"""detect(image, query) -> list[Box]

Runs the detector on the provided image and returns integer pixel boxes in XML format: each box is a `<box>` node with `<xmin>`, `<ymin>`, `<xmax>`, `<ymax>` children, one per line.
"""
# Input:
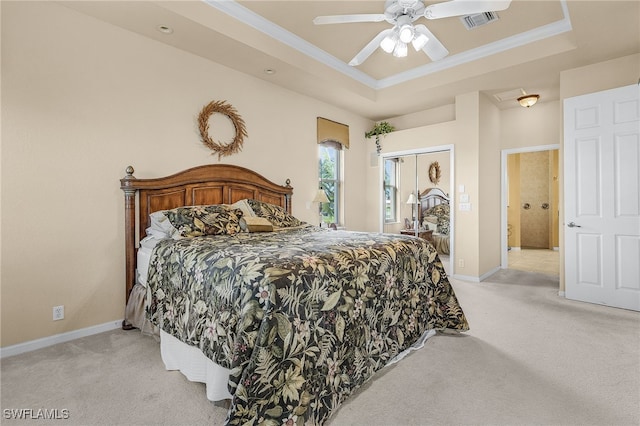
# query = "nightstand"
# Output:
<box><xmin>400</xmin><ymin>229</ymin><xmax>433</xmax><ymax>243</ymax></box>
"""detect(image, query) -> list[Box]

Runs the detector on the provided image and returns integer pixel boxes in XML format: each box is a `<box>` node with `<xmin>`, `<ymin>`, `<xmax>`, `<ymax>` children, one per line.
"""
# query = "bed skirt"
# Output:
<box><xmin>158</xmin><ymin>328</ymin><xmax>437</xmax><ymax>404</ymax></box>
<box><xmin>160</xmin><ymin>330</ymin><xmax>233</xmax><ymax>401</ymax></box>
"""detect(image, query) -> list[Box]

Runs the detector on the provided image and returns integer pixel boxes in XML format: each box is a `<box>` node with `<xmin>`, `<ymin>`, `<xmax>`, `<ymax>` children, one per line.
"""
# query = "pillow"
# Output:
<box><xmin>425</xmin><ymin>204</ymin><xmax>450</xmax><ymax>235</ymax></box>
<box><xmin>230</xmin><ymin>199</ymin><xmax>257</xmax><ymax>219</ymax></box>
<box><xmin>239</xmin><ymin>216</ymin><xmax>274</xmax><ymax>233</ymax></box>
<box><xmin>245</xmin><ymin>199</ymin><xmax>304</xmax><ymax>228</ymax></box>
<box><xmin>149</xmin><ymin>211</ymin><xmax>178</xmax><ymax>238</ymax></box>
<box><xmin>151</xmin><ymin>205</ymin><xmax>243</xmax><ymax>239</ymax></box>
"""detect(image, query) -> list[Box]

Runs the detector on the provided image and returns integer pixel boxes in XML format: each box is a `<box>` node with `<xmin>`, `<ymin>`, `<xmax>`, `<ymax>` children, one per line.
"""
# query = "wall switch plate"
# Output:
<box><xmin>460</xmin><ymin>194</ymin><xmax>470</xmax><ymax>203</ymax></box>
<box><xmin>459</xmin><ymin>203</ymin><xmax>471</xmax><ymax>211</ymax></box>
<box><xmin>53</xmin><ymin>305</ymin><xmax>64</xmax><ymax>321</ymax></box>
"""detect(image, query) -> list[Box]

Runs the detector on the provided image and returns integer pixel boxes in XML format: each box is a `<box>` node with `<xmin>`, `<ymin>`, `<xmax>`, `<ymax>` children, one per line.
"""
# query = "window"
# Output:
<box><xmin>384</xmin><ymin>158</ymin><xmax>399</xmax><ymax>223</ymax></box>
<box><xmin>318</xmin><ymin>142</ymin><xmax>341</xmax><ymax>225</ymax></box>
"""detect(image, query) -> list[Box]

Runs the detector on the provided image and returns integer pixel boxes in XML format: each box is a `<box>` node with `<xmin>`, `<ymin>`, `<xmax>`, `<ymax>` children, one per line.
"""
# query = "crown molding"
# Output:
<box><xmin>204</xmin><ymin>0</ymin><xmax>572</xmax><ymax>91</ymax></box>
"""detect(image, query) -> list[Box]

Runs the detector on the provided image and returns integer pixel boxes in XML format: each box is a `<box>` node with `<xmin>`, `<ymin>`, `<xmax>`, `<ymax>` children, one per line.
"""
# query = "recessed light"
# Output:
<box><xmin>156</xmin><ymin>25</ymin><xmax>174</xmax><ymax>34</ymax></box>
<box><xmin>263</xmin><ymin>68</ymin><xmax>276</xmax><ymax>75</ymax></box>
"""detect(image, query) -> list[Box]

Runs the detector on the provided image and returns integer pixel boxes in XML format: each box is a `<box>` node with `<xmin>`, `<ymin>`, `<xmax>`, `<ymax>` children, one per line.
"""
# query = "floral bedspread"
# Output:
<box><xmin>146</xmin><ymin>227</ymin><xmax>468</xmax><ymax>425</ymax></box>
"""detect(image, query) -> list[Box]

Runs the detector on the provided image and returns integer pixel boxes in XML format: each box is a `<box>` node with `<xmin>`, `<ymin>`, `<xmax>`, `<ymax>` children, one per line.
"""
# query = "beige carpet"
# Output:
<box><xmin>2</xmin><ymin>270</ymin><xmax>639</xmax><ymax>426</ymax></box>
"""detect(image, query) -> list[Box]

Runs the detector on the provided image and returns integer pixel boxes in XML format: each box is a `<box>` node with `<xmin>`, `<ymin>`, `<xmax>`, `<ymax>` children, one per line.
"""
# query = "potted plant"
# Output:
<box><xmin>365</xmin><ymin>121</ymin><xmax>395</xmax><ymax>154</ymax></box>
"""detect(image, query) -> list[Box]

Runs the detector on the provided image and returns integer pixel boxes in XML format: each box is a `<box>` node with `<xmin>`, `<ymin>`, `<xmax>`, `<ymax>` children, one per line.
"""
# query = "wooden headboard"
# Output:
<box><xmin>420</xmin><ymin>187</ymin><xmax>449</xmax><ymax>217</ymax></box>
<box><xmin>120</xmin><ymin>164</ymin><xmax>293</xmax><ymax>303</ymax></box>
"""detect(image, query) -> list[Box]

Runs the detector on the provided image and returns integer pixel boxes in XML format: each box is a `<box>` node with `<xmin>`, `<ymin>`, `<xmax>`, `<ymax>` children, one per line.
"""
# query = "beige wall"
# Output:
<box><xmin>500</xmin><ymin>100</ymin><xmax>560</xmax><ymax>149</ymax></box>
<box><xmin>477</xmin><ymin>93</ymin><xmax>502</xmax><ymax>277</ymax></box>
<box><xmin>559</xmin><ymin>53</ymin><xmax>640</xmax><ymax>100</ymax></box>
<box><xmin>0</xmin><ymin>2</ymin><xmax>371</xmax><ymax>347</ymax></box>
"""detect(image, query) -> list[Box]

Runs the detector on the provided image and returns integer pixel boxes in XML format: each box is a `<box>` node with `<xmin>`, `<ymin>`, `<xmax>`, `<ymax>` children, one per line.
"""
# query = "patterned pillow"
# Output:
<box><xmin>425</xmin><ymin>204</ymin><xmax>450</xmax><ymax>235</ymax></box>
<box><xmin>245</xmin><ymin>199</ymin><xmax>304</xmax><ymax>228</ymax></box>
<box><xmin>162</xmin><ymin>205</ymin><xmax>243</xmax><ymax>238</ymax></box>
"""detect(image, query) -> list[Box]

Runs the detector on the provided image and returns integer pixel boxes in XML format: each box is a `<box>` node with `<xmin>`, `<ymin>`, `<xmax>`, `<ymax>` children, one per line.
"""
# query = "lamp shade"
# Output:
<box><xmin>313</xmin><ymin>189</ymin><xmax>330</xmax><ymax>203</ymax></box>
<box><xmin>406</xmin><ymin>193</ymin><xmax>417</xmax><ymax>204</ymax></box>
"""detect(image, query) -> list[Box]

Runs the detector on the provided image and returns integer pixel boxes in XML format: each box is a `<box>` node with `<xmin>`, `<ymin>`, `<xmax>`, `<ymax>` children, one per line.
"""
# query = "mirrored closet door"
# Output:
<box><xmin>381</xmin><ymin>149</ymin><xmax>452</xmax><ymax>265</ymax></box>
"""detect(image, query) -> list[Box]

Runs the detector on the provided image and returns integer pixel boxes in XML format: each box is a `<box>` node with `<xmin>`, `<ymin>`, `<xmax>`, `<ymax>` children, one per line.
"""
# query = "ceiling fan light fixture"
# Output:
<box><xmin>517</xmin><ymin>94</ymin><xmax>540</xmax><ymax>108</ymax></box>
<box><xmin>380</xmin><ymin>33</ymin><xmax>397</xmax><ymax>53</ymax></box>
<box><xmin>398</xmin><ymin>24</ymin><xmax>414</xmax><ymax>43</ymax></box>
<box><xmin>411</xmin><ymin>32</ymin><xmax>429</xmax><ymax>51</ymax></box>
<box><xmin>393</xmin><ymin>42</ymin><xmax>408</xmax><ymax>58</ymax></box>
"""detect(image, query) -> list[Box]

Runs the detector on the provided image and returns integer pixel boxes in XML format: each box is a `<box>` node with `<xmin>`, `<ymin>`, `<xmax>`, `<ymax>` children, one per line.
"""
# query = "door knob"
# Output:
<box><xmin>567</xmin><ymin>222</ymin><xmax>581</xmax><ymax>228</ymax></box>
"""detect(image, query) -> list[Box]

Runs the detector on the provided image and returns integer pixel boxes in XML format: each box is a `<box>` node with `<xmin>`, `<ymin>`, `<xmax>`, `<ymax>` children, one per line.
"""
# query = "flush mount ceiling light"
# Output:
<box><xmin>156</xmin><ymin>25</ymin><xmax>174</xmax><ymax>34</ymax></box>
<box><xmin>517</xmin><ymin>92</ymin><xmax>540</xmax><ymax>108</ymax></box>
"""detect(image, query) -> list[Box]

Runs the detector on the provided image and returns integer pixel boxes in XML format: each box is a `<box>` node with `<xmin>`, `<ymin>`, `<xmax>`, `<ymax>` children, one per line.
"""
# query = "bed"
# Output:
<box><xmin>120</xmin><ymin>164</ymin><xmax>468</xmax><ymax>425</ymax></box>
<box><xmin>420</xmin><ymin>188</ymin><xmax>451</xmax><ymax>255</ymax></box>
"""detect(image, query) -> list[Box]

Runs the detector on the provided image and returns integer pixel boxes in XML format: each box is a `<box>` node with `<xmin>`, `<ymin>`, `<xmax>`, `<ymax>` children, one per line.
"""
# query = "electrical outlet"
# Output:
<box><xmin>458</xmin><ymin>259</ymin><xmax>465</xmax><ymax>268</ymax></box>
<box><xmin>53</xmin><ymin>305</ymin><xmax>64</xmax><ymax>321</ymax></box>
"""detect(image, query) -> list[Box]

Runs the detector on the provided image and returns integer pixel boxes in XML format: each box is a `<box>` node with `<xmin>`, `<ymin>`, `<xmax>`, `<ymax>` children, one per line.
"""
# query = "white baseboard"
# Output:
<box><xmin>452</xmin><ymin>274</ymin><xmax>481</xmax><ymax>282</ymax></box>
<box><xmin>452</xmin><ymin>265</ymin><xmax>501</xmax><ymax>283</ymax></box>
<box><xmin>0</xmin><ymin>319</ymin><xmax>123</xmax><ymax>359</ymax></box>
<box><xmin>480</xmin><ymin>266</ymin><xmax>501</xmax><ymax>281</ymax></box>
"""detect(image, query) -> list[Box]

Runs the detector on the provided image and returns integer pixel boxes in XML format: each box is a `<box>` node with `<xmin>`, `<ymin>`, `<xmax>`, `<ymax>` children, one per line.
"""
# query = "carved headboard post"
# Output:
<box><xmin>120</xmin><ymin>166</ymin><xmax>137</xmax><ymax>303</ymax></box>
<box><xmin>285</xmin><ymin>178</ymin><xmax>292</xmax><ymax>214</ymax></box>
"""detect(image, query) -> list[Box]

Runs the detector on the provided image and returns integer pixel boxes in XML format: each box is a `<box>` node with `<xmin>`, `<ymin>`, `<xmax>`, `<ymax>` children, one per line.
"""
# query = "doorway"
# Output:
<box><xmin>501</xmin><ymin>145</ymin><xmax>560</xmax><ymax>276</ymax></box>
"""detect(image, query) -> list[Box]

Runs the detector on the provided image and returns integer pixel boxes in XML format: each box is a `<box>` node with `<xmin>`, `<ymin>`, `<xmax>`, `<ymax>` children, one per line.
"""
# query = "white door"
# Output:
<box><xmin>564</xmin><ymin>84</ymin><xmax>640</xmax><ymax>311</ymax></box>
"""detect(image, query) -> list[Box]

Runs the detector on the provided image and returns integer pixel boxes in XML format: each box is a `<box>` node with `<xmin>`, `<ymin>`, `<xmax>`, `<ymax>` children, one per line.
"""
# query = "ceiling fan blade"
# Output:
<box><xmin>313</xmin><ymin>14</ymin><xmax>387</xmax><ymax>25</ymax></box>
<box><xmin>424</xmin><ymin>0</ymin><xmax>511</xmax><ymax>19</ymax></box>
<box><xmin>414</xmin><ymin>25</ymin><xmax>449</xmax><ymax>61</ymax></box>
<box><xmin>348</xmin><ymin>28</ymin><xmax>394</xmax><ymax>66</ymax></box>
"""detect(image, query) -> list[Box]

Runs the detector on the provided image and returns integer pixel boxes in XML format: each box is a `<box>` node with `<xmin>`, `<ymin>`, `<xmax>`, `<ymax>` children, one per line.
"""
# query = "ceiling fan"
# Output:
<box><xmin>313</xmin><ymin>0</ymin><xmax>512</xmax><ymax>66</ymax></box>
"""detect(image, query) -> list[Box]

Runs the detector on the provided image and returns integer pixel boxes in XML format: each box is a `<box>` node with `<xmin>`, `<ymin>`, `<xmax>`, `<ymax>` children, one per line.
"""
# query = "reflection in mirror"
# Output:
<box><xmin>382</xmin><ymin>151</ymin><xmax>451</xmax><ymax>239</ymax></box>
<box><xmin>381</xmin><ymin>149</ymin><xmax>452</xmax><ymax>275</ymax></box>
<box><xmin>383</xmin><ymin>154</ymin><xmax>419</xmax><ymax>235</ymax></box>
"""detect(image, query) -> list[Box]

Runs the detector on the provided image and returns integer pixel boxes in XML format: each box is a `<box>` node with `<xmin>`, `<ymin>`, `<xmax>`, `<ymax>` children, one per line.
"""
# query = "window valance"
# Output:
<box><xmin>317</xmin><ymin>117</ymin><xmax>349</xmax><ymax>149</ymax></box>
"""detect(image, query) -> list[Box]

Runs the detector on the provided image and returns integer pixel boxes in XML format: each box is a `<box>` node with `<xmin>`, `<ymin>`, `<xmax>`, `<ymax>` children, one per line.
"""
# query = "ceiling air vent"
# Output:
<box><xmin>460</xmin><ymin>11</ymin><xmax>499</xmax><ymax>30</ymax></box>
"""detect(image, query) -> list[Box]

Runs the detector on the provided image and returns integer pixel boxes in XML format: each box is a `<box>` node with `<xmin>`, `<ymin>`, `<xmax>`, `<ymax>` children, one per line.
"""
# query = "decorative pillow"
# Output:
<box><xmin>230</xmin><ymin>199</ymin><xmax>257</xmax><ymax>219</ymax></box>
<box><xmin>245</xmin><ymin>199</ymin><xmax>304</xmax><ymax>228</ymax></box>
<box><xmin>239</xmin><ymin>216</ymin><xmax>274</xmax><ymax>233</ymax></box>
<box><xmin>158</xmin><ymin>205</ymin><xmax>243</xmax><ymax>239</ymax></box>
<box><xmin>425</xmin><ymin>204</ymin><xmax>450</xmax><ymax>235</ymax></box>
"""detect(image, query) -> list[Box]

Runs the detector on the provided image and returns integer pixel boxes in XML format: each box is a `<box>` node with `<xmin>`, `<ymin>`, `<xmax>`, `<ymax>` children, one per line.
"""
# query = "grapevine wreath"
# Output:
<box><xmin>198</xmin><ymin>100</ymin><xmax>247</xmax><ymax>159</ymax></box>
<box><xmin>428</xmin><ymin>161</ymin><xmax>441</xmax><ymax>185</ymax></box>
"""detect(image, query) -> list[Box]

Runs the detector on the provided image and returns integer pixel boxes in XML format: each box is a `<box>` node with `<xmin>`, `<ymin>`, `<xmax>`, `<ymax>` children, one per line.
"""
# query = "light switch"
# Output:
<box><xmin>459</xmin><ymin>203</ymin><xmax>471</xmax><ymax>211</ymax></box>
<box><xmin>460</xmin><ymin>194</ymin><xmax>470</xmax><ymax>203</ymax></box>
<box><xmin>459</xmin><ymin>184</ymin><xmax>465</xmax><ymax>193</ymax></box>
